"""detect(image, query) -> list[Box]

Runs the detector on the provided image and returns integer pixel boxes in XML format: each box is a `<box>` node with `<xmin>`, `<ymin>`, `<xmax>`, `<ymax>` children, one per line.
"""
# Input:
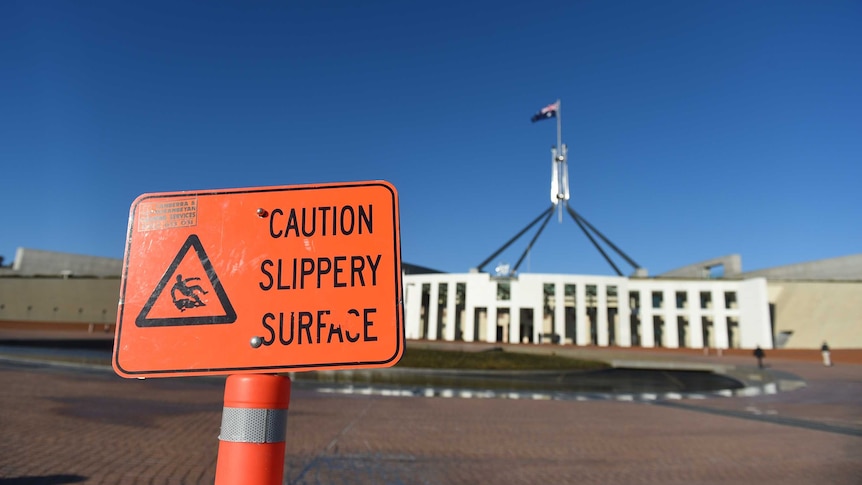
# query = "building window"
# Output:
<box><xmin>564</xmin><ymin>284</ymin><xmax>576</xmax><ymax>304</ymax></box>
<box><xmin>629</xmin><ymin>291</ymin><xmax>640</xmax><ymax>312</ymax></box>
<box><xmin>724</xmin><ymin>292</ymin><xmax>738</xmax><ymax>310</ymax></box>
<box><xmin>455</xmin><ymin>283</ymin><xmax>466</xmax><ymax>341</ymax></box>
<box><xmin>542</xmin><ymin>283</ymin><xmax>556</xmax><ymax>342</ymax></box>
<box><xmin>651</xmin><ymin>291</ymin><xmax>663</xmax><ymax>309</ymax></box>
<box><xmin>497</xmin><ymin>282</ymin><xmax>510</xmax><ymax>301</ymax></box>
<box><xmin>564</xmin><ymin>284</ymin><xmax>576</xmax><ymax>344</ymax></box>
<box><xmin>543</xmin><ymin>283</ymin><xmax>555</xmax><ymax>314</ymax></box>
<box><xmin>700</xmin><ymin>292</ymin><xmax>712</xmax><ymax>310</ymax></box>
<box><xmin>421</xmin><ymin>284</ymin><xmax>431</xmax><ymax>339</ymax></box>
<box><xmin>727</xmin><ymin>317</ymin><xmax>740</xmax><ymax>348</ymax></box>
<box><xmin>653</xmin><ymin>316</ymin><xmax>665</xmax><ymax>347</ymax></box>
<box><xmin>677</xmin><ymin>316</ymin><xmax>689</xmax><ymax>348</ymax></box>
<box><xmin>675</xmin><ymin>292</ymin><xmax>687</xmax><ymax>309</ymax></box>
<box><xmin>496</xmin><ymin>308</ymin><xmax>510</xmax><ymax>342</ymax></box>
<box><xmin>702</xmin><ymin>317</ymin><xmax>715</xmax><ymax>348</ymax></box>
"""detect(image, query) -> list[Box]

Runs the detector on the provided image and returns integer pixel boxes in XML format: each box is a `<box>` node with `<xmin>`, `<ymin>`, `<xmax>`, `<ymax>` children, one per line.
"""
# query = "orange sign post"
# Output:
<box><xmin>215</xmin><ymin>374</ymin><xmax>292</xmax><ymax>485</ymax></box>
<box><xmin>113</xmin><ymin>180</ymin><xmax>403</xmax><ymax>378</ymax></box>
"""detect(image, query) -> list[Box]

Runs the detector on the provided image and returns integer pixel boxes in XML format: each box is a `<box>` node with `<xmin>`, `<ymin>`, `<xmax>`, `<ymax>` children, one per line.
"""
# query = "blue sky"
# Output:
<box><xmin>2</xmin><ymin>1</ymin><xmax>860</xmax><ymax>276</ymax></box>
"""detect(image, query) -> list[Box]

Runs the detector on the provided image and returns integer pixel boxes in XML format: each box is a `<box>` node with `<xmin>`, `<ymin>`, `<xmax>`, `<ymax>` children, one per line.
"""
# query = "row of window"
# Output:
<box><xmin>495</xmin><ymin>282</ymin><xmax>739</xmax><ymax>310</ymax></box>
<box><xmin>417</xmin><ymin>281</ymin><xmax>739</xmax><ymax>311</ymax></box>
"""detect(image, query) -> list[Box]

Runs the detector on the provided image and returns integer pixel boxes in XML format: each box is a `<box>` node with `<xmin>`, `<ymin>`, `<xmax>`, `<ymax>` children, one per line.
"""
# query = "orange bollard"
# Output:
<box><xmin>215</xmin><ymin>374</ymin><xmax>291</xmax><ymax>485</ymax></box>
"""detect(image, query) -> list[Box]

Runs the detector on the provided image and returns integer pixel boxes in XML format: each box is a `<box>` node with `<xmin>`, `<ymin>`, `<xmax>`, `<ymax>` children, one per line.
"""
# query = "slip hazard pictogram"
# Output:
<box><xmin>136</xmin><ymin>234</ymin><xmax>237</xmax><ymax>327</ymax></box>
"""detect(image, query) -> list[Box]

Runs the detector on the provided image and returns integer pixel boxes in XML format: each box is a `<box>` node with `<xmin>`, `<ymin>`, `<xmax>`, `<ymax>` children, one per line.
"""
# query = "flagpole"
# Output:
<box><xmin>556</xmin><ymin>99</ymin><xmax>562</xmax><ymax>158</ymax></box>
<box><xmin>554</xmin><ymin>99</ymin><xmax>568</xmax><ymax>224</ymax></box>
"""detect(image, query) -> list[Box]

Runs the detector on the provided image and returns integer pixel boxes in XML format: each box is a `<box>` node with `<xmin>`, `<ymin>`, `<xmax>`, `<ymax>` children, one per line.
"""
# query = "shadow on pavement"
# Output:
<box><xmin>0</xmin><ymin>475</ymin><xmax>87</xmax><ymax>485</ymax></box>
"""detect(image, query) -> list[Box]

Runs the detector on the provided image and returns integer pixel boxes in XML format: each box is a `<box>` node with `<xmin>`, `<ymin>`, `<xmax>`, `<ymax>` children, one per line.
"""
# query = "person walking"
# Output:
<box><xmin>821</xmin><ymin>341</ymin><xmax>832</xmax><ymax>367</ymax></box>
<box><xmin>753</xmin><ymin>345</ymin><xmax>765</xmax><ymax>369</ymax></box>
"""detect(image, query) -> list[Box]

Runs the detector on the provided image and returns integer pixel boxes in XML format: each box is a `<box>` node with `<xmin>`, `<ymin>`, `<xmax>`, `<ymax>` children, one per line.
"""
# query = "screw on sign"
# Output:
<box><xmin>111</xmin><ymin>180</ymin><xmax>404</xmax><ymax>485</ymax></box>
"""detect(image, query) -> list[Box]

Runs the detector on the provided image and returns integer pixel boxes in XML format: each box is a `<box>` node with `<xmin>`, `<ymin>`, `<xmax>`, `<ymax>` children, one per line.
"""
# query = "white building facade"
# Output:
<box><xmin>404</xmin><ymin>272</ymin><xmax>773</xmax><ymax>350</ymax></box>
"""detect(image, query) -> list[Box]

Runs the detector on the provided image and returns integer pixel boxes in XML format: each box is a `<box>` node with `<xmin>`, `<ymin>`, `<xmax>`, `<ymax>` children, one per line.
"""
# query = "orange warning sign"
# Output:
<box><xmin>113</xmin><ymin>181</ymin><xmax>403</xmax><ymax>378</ymax></box>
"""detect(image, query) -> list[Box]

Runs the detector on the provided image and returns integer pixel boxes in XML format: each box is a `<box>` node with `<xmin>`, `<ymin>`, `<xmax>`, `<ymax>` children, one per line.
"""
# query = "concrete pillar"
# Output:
<box><xmin>534</xmin><ymin>305</ymin><xmax>543</xmax><ymax>344</ymax></box>
<box><xmin>509</xmin><ymin>307</ymin><xmax>520</xmax><ymax>344</ymax></box>
<box><xmin>404</xmin><ymin>283</ymin><xmax>421</xmax><ymax>340</ymax></box>
<box><xmin>554</xmin><ymin>283</ymin><xmax>566</xmax><ymax>345</ymax></box>
<box><xmin>464</xmin><ymin>281</ymin><xmax>476</xmax><ymax>342</ymax></box>
<box><xmin>688</xmin><ymin>289</ymin><xmax>703</xmax><ymax>348</ymax></box>
<box><xmin>664</xmin><ymin>290</ymin><xmax>678</xmax><ymax>348</ymax></box>
<box><xmin>576</xmin><ymin>284</ymin><xmax>588</xmax><ymax>346</ymax></box>
<box><xmin>641</xmin><ymin>295</ymin><xmax>655</xmax><ymax>348</ymax></box>
<box><xmin>465</xmin><ymin>305</ymin><xmax>475</xmax><ymax>342</ymax></box>
<box><xmin>445</xmin><ymin>282</ymin><xmax>456</xmax><ymax>342</ymax></box>
<box><xmin>713</xmin><ymin>290</ymin><xmax>729</xmax><ymax>349</ymax></box>
<box><xmin>739</xmin><ymin>278</ymin><xmax>772</xmax><ymax>349</ymax></box>
<box><xmin>427</xmin><ymin>283</ymin><xmax>439</xmax><ymax>341</ymax></box>
<box><xmin>597</xmin><ymin>284</ymin><xmax>608</xmax><ymax>346</ymax></box>
<box><xmin>486</xmin><ymin>307</ymin><xmax>497</xmax><ymax>343</ymax></box>
<box><xmin>618</xmin><ymin>287</ymin><xmax>631</xmax><ymax>347</ymax></box>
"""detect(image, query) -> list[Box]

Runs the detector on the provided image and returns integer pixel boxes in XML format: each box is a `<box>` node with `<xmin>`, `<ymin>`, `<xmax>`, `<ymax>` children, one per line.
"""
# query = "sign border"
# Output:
<box><xmin>113</xmin><ymin>181</ymin><xmax>403</xmax><ymax>377</ymax></box>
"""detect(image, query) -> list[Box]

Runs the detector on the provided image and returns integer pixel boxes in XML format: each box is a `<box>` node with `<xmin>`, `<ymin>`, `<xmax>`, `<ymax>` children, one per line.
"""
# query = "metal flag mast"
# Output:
<box><xmin>476</xmin><ymin>99</ymin><xmax>643</xmax><ymax>277</ymax></box>
<box><xmin>550</xmin><ymin>98</ymin><xmax>569</xmax><ymax>222</ymax></box>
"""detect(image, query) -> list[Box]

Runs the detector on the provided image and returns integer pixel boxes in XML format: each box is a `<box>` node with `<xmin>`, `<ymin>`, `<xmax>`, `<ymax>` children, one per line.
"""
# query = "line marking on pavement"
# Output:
<box><xmin>654</xmin><ymin>400</ymin><xmax>862</xmax><ymax>438</ymax></box>
<box><xmin>292</xmin><ymin>400</ymin><xmax>375</xmax><ymax>484</ymax></box>
<box><xmin>326</xmin><ymin>401</ymin><xmax>373</xmax><ymax>452</ymax></box>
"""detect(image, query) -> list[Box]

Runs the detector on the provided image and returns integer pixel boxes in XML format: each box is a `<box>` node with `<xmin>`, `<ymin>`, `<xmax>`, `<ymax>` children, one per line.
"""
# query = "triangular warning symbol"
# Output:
<box><xmin>136</xmin><ymin>234</ymin><xmax>237</xmax><ymax>327</ymax></box>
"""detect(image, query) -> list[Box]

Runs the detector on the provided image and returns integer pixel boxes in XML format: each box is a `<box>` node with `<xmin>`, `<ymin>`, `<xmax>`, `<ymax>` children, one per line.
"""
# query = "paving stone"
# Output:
<box><xmin>1</xmin><ymin>353</ymin><xmax>860</xmax><ymax>484</ymax></box>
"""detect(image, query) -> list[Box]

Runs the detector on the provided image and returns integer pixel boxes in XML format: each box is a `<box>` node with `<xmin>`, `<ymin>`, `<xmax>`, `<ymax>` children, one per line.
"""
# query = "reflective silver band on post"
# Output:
<box><xmin>219</xmin><ymin>407</ymin><xmax>288</xmax><ymax>443</ymax></box>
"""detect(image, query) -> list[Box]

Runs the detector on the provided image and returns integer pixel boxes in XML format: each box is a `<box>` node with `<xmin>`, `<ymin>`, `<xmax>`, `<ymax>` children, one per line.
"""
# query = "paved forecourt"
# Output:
<box><xmin>0</xmin><ymin>350</ymin><xmax>860</xmax><ymax>485</ymax></box>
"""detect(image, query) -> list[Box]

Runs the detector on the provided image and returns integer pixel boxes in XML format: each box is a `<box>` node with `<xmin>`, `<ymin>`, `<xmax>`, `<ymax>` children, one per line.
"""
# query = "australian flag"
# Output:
<box><xmin>530</xmin><ymin>101</ymin><xmax>559</xmax><ymax>122</ymax></box>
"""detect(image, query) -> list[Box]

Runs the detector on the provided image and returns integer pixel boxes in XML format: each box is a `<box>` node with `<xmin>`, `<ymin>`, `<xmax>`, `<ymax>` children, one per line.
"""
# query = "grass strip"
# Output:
<box><xmin>395</xmin><ymin>347</ymin><xmax>609</xmax><ymax>371</ymax></box>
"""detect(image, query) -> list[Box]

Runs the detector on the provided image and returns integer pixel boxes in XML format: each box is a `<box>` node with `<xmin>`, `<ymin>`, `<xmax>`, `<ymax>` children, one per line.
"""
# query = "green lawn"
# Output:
<box><xmin>394</xmin><ymin>347</ymin><xmax>609</xmax><ymax>371</ymax></box>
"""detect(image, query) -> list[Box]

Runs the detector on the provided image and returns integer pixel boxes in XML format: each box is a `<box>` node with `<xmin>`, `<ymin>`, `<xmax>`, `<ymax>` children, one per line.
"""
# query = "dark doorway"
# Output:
<box><xmin>520</xmin><ymin>308</ymin><xmax>534</xmax><ymax>343</ymax></box>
